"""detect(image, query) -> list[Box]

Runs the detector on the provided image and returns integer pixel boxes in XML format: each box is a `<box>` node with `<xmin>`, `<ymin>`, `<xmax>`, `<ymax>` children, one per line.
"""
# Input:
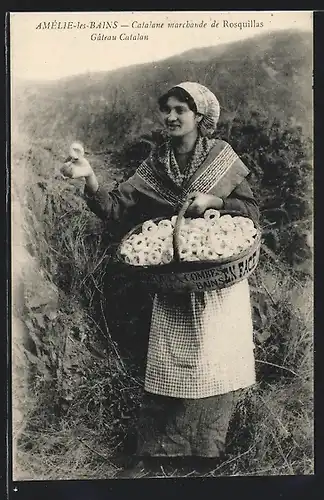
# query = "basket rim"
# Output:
<box><xmin>115</xmin><ymin>210</ymin><xmax>262</xmax><ymax>273</ymax></box>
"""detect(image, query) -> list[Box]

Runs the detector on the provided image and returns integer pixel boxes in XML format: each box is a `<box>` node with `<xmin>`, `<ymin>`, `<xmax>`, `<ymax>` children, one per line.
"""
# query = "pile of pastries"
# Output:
<box><xmin>119</xmin><ymin>209</ymin><xmax>257</xmax><ymax>266</ymax></box>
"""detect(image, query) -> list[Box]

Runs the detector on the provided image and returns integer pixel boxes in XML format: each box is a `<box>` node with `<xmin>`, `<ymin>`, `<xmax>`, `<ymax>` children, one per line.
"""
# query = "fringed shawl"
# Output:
<box><xmin>127</xmin><ymin>136</ymin><xmax>250</xmax><ymax>209</ymax></box>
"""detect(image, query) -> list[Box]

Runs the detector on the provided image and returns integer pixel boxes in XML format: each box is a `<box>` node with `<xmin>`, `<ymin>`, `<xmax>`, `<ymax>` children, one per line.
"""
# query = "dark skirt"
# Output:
<box><xmin>136</xmin><ymin>389</ymin><xmax>241</xmax><ymax>458</ymax></box>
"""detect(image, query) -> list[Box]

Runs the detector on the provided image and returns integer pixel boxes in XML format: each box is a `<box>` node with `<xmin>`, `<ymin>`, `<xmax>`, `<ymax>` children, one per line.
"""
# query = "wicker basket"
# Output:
<box><xmin>115</xmin><ymin>199</ymin><xmax>261</xmax><ymax>293</ymax></box>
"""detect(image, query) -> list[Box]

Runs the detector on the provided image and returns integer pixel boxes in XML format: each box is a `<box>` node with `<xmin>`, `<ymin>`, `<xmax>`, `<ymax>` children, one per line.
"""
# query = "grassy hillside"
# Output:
<box><xmin>14</xmin><ymin>29</ymin><xmax>312</xmax><ymax>150</ymax></box>
<box><xmin>12</xmin><ymin>29</ymin><xmax>313</xmax><ymax>479</ymax></box>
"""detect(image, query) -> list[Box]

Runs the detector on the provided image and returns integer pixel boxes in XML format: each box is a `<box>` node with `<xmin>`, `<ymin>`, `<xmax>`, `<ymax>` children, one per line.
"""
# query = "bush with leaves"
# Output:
<box><xmin>216</xmin><ymin>111</ymin><xmax>312</xmax><ymax>270</ymax></box>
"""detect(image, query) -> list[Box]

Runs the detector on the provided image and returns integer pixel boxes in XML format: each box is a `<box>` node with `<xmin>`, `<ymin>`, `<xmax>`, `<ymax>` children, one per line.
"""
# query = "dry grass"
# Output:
<box><xmin>11</xmin><ymin>130</ymin><xmax>314</xmax><ymax>480</ymax></box>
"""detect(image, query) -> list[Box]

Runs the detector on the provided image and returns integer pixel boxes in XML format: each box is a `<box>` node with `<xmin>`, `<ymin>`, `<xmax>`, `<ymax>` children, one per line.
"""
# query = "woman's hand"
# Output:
<box><xmin>185</xmin><ymin>192</ymin><xmax>224</xmax><ymax>216</ymax></box>
<box><xmin>60</xmin><ymin>141</ymin><xmax>99</xmax><ymax>194</ymax></box>
<box><xmin>61</xmin><ymin>157</ymin><xmax>99</xmax><ymax>195</ymax></box>
<box><xmin>60</xmin><ymin>156</ymin><xmax>94</xmax><ymax>179</ymax></box>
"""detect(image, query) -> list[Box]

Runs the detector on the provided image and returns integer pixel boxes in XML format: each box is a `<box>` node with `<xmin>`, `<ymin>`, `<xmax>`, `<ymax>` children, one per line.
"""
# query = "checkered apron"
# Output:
<box><xmin>130</xmin><ymin>138</ymin><xmax>256</xmax><ymax>398</ymax></box>
<box><xmin>144</xmin><ymin>280</ymin><xmax>255</xmax><ymax>398</ymax></box>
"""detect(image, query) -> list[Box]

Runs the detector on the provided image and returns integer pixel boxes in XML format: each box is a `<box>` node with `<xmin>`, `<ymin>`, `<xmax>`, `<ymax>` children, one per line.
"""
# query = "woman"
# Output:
<box><xmin>62</xmin><ymin>82</ymin><xmax>259</xmax><ymax>477</ymax></box>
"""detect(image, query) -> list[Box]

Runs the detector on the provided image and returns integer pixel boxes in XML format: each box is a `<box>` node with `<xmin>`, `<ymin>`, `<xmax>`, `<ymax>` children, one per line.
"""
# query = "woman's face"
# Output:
<box><xmin>160</xmin><ymin>96</ymin><xmax>201</xmax><ymax>138</ymax></box>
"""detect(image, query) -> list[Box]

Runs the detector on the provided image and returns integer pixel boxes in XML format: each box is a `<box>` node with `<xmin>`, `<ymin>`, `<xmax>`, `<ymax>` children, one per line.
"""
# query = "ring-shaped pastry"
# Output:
<box><xmin>204</xmin><ymin>209</ymin><xmax>221</xmax><ymax>222</ymax></box>
<box><xmin>133</xmin><ymin>251</ymin><xmax>146</xmax><ymax>266</ymax></box>
<box><xmin>161</xmin><ymin>248</ymin><xmax>173</xmax><ymax>264</ymax></box>
<box><xmin>142</xmin><ymin>220</ymin><xmax>158</xmax><ymax>235</ymax></box>
<box><xmin>132</xmin><ymin>235</ymin><xmax>147</xmax><ymax>251</ymax></box>
<box><xmin>148</xmin><ymin>250</ymin><xmax>162</xmax><ymax>265</ymax></box>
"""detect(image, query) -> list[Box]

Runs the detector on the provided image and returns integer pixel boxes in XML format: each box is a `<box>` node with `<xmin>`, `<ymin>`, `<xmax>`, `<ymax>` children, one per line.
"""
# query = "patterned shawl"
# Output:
<box><xmin>154</xmin><ymin>134</ymin><xmax>217</xmax><ymax>188</ymax></box>
<box><xmin>128</xmin><ymin>136</ymin><xmax>250</xmax><ymax>210</ymax></box>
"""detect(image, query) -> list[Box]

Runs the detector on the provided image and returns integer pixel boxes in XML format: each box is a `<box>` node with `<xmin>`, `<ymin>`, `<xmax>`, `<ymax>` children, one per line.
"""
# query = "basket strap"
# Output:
<box><xmin>173</xmin><ymin>198</ymin><xmax>194</xmax><ymax>262</ymax></box>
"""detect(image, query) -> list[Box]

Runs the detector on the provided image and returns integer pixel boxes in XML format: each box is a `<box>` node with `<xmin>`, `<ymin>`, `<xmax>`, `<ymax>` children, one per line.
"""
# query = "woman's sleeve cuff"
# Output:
<box><xmin>84</xmin><ymin>183</ymin><xmax>100</xmax><ymax>200</ymax></box>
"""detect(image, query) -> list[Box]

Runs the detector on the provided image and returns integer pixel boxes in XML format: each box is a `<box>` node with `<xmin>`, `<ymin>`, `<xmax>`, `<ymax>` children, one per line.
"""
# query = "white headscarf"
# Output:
<box><xmin>175</xmin><ymin>82</ymin><xmax>220</xmax><ymax>138</ymax></box>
